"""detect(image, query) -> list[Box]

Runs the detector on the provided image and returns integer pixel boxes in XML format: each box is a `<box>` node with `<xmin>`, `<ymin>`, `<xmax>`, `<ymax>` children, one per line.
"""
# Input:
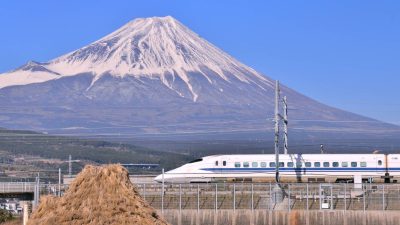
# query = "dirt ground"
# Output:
<box><xmin>1</xmin><ymin>218</ymin><xmax>22</xmax><ymax>225</ymax></box>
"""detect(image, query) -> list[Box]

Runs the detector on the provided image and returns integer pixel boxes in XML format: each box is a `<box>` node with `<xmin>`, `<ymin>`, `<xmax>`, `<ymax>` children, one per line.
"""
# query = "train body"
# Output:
<box><xmin>155</xmin><ymin>154</ymin><xmax>400</xmax><ymax>183</ymax></box>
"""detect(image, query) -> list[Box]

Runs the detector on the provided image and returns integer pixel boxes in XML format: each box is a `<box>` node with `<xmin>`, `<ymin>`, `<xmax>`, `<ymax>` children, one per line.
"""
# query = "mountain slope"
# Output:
<box><xmin>0</xmin><ymin>61</ymin><xmax>60</xmax><ymax>89</ymax></box>
<box><xmin>0</xmin><ymin>16</ymin><xmax>398</xmax><ymax>139</ymax></box>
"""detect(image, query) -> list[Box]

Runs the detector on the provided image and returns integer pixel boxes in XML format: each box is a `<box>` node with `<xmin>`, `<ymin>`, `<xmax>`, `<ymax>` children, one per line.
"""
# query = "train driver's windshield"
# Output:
<box><xmin>188</xmin><ymin>158</ymin><xmax>203</xmax><ymax>163</ymax></box>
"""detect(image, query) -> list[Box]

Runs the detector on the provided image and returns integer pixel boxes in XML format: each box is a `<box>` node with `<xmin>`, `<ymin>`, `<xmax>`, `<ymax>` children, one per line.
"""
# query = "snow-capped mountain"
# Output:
<box><xmin>1</xmin><ymin>16</ymin><xmax>272</xmax><ymax>102</ymax></box>
<box><xmin>0</xmin><ymin>16</ymin><xmax>397</xmax><ymax>138</ymax></box>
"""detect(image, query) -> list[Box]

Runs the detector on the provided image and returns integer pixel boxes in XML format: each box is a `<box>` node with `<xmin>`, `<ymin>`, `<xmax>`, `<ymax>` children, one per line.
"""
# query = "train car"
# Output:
<box><xmin>154</xmin><ymin>154</ymin><xmax>400</xmax><ymax>183</ymax></box>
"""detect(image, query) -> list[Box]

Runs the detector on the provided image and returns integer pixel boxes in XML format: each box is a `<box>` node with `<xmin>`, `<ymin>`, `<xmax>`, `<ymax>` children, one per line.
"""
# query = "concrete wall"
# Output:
<box><xmin>64</xmin><ymin>175</ymin><xmax>156</xmax><ymax>185</ymax></box>
<box><xmin>160</xmin><ymin>210</ymin><xmax>400</xmax><ymax>225</ymax></box>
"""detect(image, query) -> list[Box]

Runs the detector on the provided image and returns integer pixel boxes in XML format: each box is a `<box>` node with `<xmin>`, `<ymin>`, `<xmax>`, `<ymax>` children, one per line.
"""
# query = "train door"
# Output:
<box><xmin>214</xmin><ymin>157</ymin><xmax>226</xmax><ymax>174</ymax></box>
<box><xmin>388</xmin><ymin>155</ymin><xmax>399</xmax><ymax>183</ymax></box>
<box><xmin>375</xmin><ymin>156</ymin><xmax>382</xmax><ymax>176</ymax></box>
<box><xmin>293</xmin><ymin>154</ymin><xmax>304</xmax><ymax>182</ymax></box>
<box><xmin>381</xmin><ymin>154</ymin><xmax>392</xmax><ymax>183</ymax></box>
<box><xmin>374</xmin><ymin>155</ymin><xmax>388</xmax><ymax>182</ymax></box>
<box><xmin>214</xmin><ymin>157</ymin><xmax>227</xmax><ymax>182</ymax></box>
<box><xmin>214</xmin><ymin>159</ymin><xmax>220</xmax><ymax>172</ymax></box>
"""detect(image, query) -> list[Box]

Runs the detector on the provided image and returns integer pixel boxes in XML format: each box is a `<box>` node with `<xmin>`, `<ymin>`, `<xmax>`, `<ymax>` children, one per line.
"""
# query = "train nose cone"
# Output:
<box><xmin>154</xmin><ymin>174</ymin><xmax>163</xmax><ymax>183</ymax></box>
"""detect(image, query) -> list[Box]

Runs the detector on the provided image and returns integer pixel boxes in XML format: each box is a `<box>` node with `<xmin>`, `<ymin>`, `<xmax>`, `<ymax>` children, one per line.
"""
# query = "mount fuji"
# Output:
<box><xmin>0</xmin><ymin>16</ymin><xmax>398</xmax><ymax>139</ymax></box>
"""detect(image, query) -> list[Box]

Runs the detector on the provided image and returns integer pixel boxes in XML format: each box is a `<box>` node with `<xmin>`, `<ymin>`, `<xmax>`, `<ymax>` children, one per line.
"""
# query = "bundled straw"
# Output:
<box><xmin>28</xmin><ymin>164</ymin><xmax>168</xmax><ymax>225</ymax></box>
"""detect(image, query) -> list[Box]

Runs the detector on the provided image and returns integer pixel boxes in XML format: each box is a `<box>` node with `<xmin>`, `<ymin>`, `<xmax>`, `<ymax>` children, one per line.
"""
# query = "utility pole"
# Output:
<box><xmin>33</xmin><ymin>173</ymin><xmax>40</xmax><ymax>208</ymax></box>
<box><xmin>282</xmin><ymin>96</ymin><xmax>288</xmax><ymax>154</ymax></box>
<box><xmin>58</xmin><ymin>168</ymin><xmax>61</xmax><ymax>197</ymax></box>
<box><xmin>67</xmin><ymin>155</ymin><xmax>80</xmax><ymax>177</ymax></box>
<box><xmin>274</xmin><ymin>80</ymin><xmax>280</xmax><ymax>183</ymax></box>
<box><xmin>68</xmin><ymin>155</ymin><xmax>72</xmax><ymax>177</ymax></box>
<box><xmin>272</xmin><ymin>81</ymin><xmax>284</xmax><ymax>204</ymax></box>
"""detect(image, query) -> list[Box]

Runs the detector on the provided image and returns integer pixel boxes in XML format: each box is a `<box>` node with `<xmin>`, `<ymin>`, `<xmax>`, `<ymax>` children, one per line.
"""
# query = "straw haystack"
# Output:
<box><xmin>28</xmin><ymin>164</ymin><xmax>169</xmax><ymax>225</ymax></box>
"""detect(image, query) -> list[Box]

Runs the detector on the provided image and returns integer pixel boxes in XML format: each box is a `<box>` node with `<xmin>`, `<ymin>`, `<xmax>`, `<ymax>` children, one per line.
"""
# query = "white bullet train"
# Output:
<box><xmin>155</xmin><ymin>154</ymin><xmax>400</xmax><ymax>183</ymax></box>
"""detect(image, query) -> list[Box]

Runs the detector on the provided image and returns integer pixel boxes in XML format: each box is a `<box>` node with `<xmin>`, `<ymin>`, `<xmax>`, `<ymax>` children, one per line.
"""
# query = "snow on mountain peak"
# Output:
<box><xmin>0</xmin><ymin>16</ymin><xmax>272</xmax><ymax>100</ymax></box>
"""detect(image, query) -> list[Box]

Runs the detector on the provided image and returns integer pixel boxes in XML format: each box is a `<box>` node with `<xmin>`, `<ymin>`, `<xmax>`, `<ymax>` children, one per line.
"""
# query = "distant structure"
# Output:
<box><xmin>67</xmin><ymin>155</ymin><xmax>80</xmax><ymax>176</ymax></box>
<box><xmin>120</xmin><ymin>164</ymin><xmax>160</xmax><ymax>169</ymax></box>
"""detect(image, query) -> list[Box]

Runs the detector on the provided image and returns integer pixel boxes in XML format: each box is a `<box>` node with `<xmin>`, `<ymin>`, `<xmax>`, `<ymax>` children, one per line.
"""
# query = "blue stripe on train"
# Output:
<box><xmin>201</xmin><ymin>167</ymin><xmax>400</xmax><ymax>172</ymax></box>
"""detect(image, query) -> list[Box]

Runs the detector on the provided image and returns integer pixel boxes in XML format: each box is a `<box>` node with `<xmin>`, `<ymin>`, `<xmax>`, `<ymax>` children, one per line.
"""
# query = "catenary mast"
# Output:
<box><xmin>274</xmin><ymin>81</ymin><xmax>280</xmax><ymax>183</ymax></box>
<box><xmin>283</xmin><ymin>96</ymin><xmax>288</xmax><ymax>154</ymax></box>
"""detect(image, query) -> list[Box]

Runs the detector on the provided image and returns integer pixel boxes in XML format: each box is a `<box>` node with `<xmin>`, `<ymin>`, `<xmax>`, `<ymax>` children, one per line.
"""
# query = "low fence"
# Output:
<box><xmin>2</xmin><ymin>182</ymin><xmax>400</xmax><ymax>212</ymax></box>
<box><xmin>135</xmin><ymin>183</ymin><xmax>400</xmax><ymax>211</ymax></box>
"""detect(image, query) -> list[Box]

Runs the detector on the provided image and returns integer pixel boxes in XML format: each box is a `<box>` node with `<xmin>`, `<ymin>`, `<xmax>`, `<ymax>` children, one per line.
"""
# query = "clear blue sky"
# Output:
<box><xmin>0</xmin><ymin>1</ymin><xmax>399</xmax><ymax>125</ymax></box>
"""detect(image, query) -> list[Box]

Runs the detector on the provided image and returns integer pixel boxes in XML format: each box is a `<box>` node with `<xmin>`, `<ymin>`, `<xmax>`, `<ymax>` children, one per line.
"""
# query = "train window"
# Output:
<box><xmin>342</xmin><ymin>162</ymin><xmax>348</xmax><ymax>167</ymax></box>
<box><xmin>314</xmin><ymin>162</ymin><xmax>321</xmax><ymax>167</ymax></box>
<box><xmin>252</xmin><ymin>162</ymin><xmax>258</xmax><ymax>167</ymax></box>
<box><xmin>378</xmin><ymin>160</ymin><xmax>383</xmax><ymax>166</ymax></box>
<box><xmin>279</xmin><ymin>162</ymin><xmax>285</xmax><ymax>167</ymax></box>
<box><xmin>360</xmin><ymin>162</ymin><xmax>367</xmax><ymax>167</ymax></box>
<box><xmin>323</xmin><ymin>162</ymin><xmax>330</xmax><ymax>167</ymax></box>
<box><xmin>243</xmin><ymin>162</ymin><xmax>250</xmax><ymax>168</ymax></box>
<box><xmin>287</xmin><ymin>162</ymin><xmax>294</xmax><ymax>167</ymax></box>
<box><xmin>223</xmin><ymin>161</ymin><xmax>227</xmax><ymax>166</ymax></box>
<box><xmin>333</xmin><ymin>162</ymin><xmax>339</xmax><ymax>167</ymax></box>
<box><xmin>305</xmin><ymin>162</ymin><xmax>311</xmax><ymax>167</ymax></box>
<box><xmin>269</xmin><ymin>162</ymin><xmax>276</xmax><ymax>167</ymax></box>
<box><xmin>260</xmin><ymin>162</ymin><xmax>267</xmax><ymax>168</ymax></box>
<box><xmin>351</xmin><ymin>162</ymin><xmax>357</xmax><ymax>167</ymax></box>
<box><xmin>296</xmin><ymin>162</ymin><xmax>302</xmax><ymax>168</ymax></box>
<box><xmin>234</xmin><ymin>162</ymin><xmax>241</xmax><ymax>168</ymax></box>
<box><xmin>215</xmin><ymin>161</ymin><xmax>218</xmax><ymax>166</ymax></box>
